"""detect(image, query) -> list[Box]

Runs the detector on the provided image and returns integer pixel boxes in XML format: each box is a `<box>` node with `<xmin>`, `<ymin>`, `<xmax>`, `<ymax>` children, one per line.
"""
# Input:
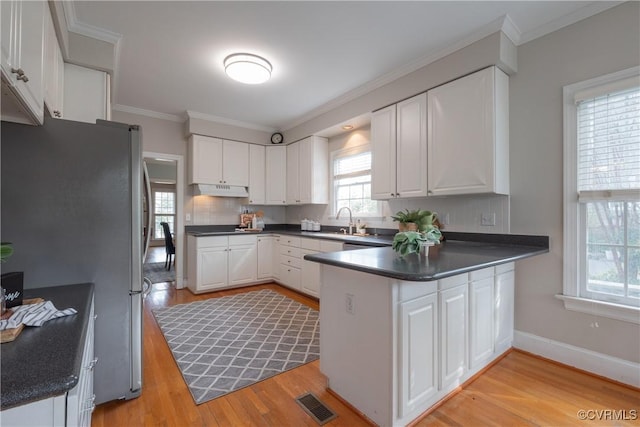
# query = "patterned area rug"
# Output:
<box><xmin>152</xmin><ymin>289</ymin><xmax>320</xmax><ymax>404</ymax></box>
<box><xmin>143</xmin><ymin>262</ymin><xmax>175</xmax><ymax>284</ymax></box>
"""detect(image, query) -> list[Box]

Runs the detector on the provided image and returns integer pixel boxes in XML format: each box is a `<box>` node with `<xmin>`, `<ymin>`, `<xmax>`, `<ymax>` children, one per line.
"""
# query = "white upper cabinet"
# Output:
<box><xmin>371</xmin><ymin>104</ymin><xmax>397</xmax><ymax>199</ymax></box>
<box><xmin>427</xmin><ymin>66</ymin><xmax>509</xmax><ymax>196</ymax></box>
<box><xmin>371</xmin><ymin>93</ymin><xmax>428</xmax><ymax>199</ymax></box>
<box><xmin>286</xmin><ymin>142</ymin><xmax>300</xmax><ymax>204</ymax></box>
<box><xmin>1</xmin><ymin>0</ymin><xmax>45</xmax><ymax>125</ymax></box>
<box><xmin>248</xmin><ymin>144</ymin><xmax>266</xmax><ymax>205</ymax></box>
<box><xmin>43</xmin><ymin>4</ymin><xmax>63</xmax><ymax>119</ymax></box>
<box><xmin>265</xmin><ymin>145</ymin><xmax>287</xmax><ymax>205</ymax></box>
<box><xmin>286</xmin><ymin>136</ymin><xmax>328</xmax><ymax>204</ymax></box>
<box><xmin>63</xmin><ymin>63</ymin><xmax>110</xmax><ymax>124</ymax></box>
<box><xmin>222</xmin><ymin>140</ymin><xmax>249</xmax><ymax>186</ymax></box>
<box><xmin>188</xmin><ymin>135</ymin><xmax>249</xmax><ymax>186</ymax></box>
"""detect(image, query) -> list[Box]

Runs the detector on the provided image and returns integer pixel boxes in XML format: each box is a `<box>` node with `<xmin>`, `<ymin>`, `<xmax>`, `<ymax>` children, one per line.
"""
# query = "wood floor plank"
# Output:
<box><xmin>92</xmin><ymin>282</ymin><xmax>639</xmax><ymax>427</ymax></box>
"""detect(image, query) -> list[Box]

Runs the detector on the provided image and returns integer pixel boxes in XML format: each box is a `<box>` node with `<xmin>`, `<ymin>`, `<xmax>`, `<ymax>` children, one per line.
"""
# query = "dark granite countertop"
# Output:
<box><xmin>304</xmin><ymin>239</ymin><xmax>549</xmax><ymax>281</ymax></box>
<box><xmin>0</xmin><ymin>283</ymin><xmax>94</xmax><ymax>410</ymax></box>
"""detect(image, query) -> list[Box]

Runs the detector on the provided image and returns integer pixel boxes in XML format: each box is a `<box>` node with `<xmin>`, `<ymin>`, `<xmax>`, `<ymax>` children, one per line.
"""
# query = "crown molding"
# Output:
<box><xmin>113</xmin><ymin>104</ymin><xmax>185</xmax><ymax>123</ymax></box>
<box><xmin>282</xmin><ymin>15</ymin><xmax>519</xmax><ymax>132</ymax></box>
<box><xmin>186</xmin><ymin>110</ymin><xmax>276</xmax><ymax>133</ymax></box>
<box><xmin>517</xmin><ymin>1</ymin><xmax>624</xmax><ymax>45</ymax></box>
<box><xmin>62</xmin><ymin>1</ymin><xmax>122</xmax><ymax>44</ymax></box>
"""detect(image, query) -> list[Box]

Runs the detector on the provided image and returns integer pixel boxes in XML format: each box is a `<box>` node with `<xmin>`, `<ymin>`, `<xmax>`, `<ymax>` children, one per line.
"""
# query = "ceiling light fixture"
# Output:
<box><xmin>224</xmin><ymin>53</ymin><xmax>272</xmax><ymax>85</ymax></box>
<box><xmin>342</xmin><ymin>125</ymin><xmax>354</xmax><ymax>131</ymax></box>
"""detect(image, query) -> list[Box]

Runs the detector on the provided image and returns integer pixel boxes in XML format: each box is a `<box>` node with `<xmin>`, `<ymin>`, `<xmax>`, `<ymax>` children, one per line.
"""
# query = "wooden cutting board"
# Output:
<box><xmin>1</xmin><ymin>298</ymin><xmax>45</xmax><ymax>344</ymax></box>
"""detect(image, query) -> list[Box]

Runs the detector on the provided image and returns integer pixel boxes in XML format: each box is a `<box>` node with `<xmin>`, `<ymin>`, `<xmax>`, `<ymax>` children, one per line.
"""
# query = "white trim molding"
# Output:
<box><xmin>114</xmin><ymin>104</ymin><xmax>185</xmax><ymax>123</ymax></box>
<box><xmin>556</xmin><ymin>295</ymin><xmax>640</xmax><ymax>325</ymax></box>
<box><xmin>514</xmin><ymin>330</ymin><xmax>640</xmax><ymax>388</ymax></box>
<box><xmin>186</xmin><ymin>110</ymin><xmax>276</xmax><ymax>133</ymax></box>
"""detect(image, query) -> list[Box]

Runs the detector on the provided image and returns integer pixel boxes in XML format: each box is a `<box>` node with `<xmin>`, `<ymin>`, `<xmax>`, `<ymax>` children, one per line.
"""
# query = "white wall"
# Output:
<box><xmin>510</xmin><ymin>2</ymin><xmax>640</xmax><ymax>363</ymax></box>
<box><xmin>287</xmin><ymin>125</ymin><xmax>510</xmax><ymax>233</ymax></box>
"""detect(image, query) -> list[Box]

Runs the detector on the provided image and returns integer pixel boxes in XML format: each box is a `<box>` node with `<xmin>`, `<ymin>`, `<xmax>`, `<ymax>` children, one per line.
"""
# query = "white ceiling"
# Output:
<box><xmin>69</xmin><ymin>1</ymin><xmax>619</xmax><ymax>133</ymax></box>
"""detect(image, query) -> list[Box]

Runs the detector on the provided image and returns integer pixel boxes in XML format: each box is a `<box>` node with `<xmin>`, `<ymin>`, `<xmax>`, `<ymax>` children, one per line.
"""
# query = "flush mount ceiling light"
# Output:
<box><xmin>224</xmin><ymin>53</ymin><xmax>272</xmax><ymax>84</ymax></box>
<box><xmin>342</xmin><ymin>125</ymin><xmax>354</xmax><ymax>131</ymax></box>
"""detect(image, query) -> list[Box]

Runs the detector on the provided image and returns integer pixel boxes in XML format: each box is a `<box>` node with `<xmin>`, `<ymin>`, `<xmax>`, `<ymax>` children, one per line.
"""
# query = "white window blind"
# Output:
<box><xmin>576</xmin><ymin>86</ymin><xmax>640</xmax><ymax>197</ymax></box>
<box><xmin>332</xmin><ymin>147</ymin><xmax>380</xmax><ymax>217</ymax></box>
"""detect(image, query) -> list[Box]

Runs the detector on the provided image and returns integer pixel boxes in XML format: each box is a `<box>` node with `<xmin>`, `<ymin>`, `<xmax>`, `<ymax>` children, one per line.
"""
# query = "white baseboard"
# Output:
<box><xmin>514</xmin><ymin>330</ymin><xmax>640</xmax><ymax>388</ymax></box>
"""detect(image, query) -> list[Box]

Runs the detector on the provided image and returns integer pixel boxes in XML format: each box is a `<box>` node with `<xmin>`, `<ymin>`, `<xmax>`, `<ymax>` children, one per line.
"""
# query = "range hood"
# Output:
<box><xmin>193</xmin><ymin>184</ymin><xmax>249</xmax><ymax>197</ymax></box>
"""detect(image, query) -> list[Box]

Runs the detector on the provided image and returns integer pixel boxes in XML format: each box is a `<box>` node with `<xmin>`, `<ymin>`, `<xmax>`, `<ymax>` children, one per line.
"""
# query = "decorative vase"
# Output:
<box><xmin>1</xmin><ymin>271</ymin><xmax>24</xmax><ymax>308</ymax></box>
<box><xmin>399</xmin><ymin>222</ymin><xmax>418</xmax><ymax>232</ymax></box>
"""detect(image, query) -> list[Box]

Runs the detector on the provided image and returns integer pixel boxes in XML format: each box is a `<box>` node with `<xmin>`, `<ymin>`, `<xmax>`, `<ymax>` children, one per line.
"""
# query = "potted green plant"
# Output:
<box><xmin>392</xmin><ymin>226</ymin><xmax>442</xmax><ymax>257</ymax></box>
<box><xmin>0</xmin><ymin>242</ymin><xmax>13</xmax><ymax>262</ymax></box>
<box><xmin>391</xmin><ymin>209</ymin><xmax>436</xmax><ymax>232</ymax></box>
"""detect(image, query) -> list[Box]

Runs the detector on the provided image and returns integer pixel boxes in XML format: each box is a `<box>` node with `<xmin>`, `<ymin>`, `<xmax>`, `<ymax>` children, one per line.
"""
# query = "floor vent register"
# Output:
<box><xmin>295</xmin><ymin>392</ymin><xmax>337</xmax><ymax>425</ymax></box>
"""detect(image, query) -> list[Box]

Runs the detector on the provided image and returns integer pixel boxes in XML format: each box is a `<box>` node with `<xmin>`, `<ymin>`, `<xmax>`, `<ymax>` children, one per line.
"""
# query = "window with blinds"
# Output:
<box><xmin>574</xmin><ymin>79</ymin><xmax>640</xmax><ymax>307</ymax></box>
<box><xmin>332</xmin><ymin>147</ymin><xmax>381</xmax><ymax>217</ymax></box>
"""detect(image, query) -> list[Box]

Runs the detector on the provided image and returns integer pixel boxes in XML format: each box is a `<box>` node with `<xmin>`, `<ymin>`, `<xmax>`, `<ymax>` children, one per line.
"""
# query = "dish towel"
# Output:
<box><xmin>0</xmin><ymin>301</ymin><xmax>77</xmax><ymax>330</ymax></box>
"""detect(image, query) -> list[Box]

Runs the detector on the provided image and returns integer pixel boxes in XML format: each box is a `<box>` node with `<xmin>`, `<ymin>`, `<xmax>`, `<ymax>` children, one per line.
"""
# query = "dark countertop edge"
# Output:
<box><xmin>0</xmin><ymin>283</ymin><xmax>94</xmax><ymax>410</ymax></box>
<box><xmin>185</xmin><ymin>226</ymin><xmax>548</xmax><ymax>249</ymax></box>
<box><xmin>304</xmin><ymin>247</ymin><xmax>548</xmax><ymax>281</ymax></box>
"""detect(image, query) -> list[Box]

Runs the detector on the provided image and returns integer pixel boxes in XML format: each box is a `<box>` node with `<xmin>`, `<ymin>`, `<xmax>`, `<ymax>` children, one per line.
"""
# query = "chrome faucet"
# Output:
<box><xmin>336</xmin><ymin>207</ymin><xmax>354</xmax><ymax>235</ymax></box>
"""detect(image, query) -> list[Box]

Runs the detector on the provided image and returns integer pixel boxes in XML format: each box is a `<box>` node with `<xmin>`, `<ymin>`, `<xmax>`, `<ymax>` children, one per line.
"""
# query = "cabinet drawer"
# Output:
<box><xmin>229</xmin><ymin>234</ymin><xmax>257</xmax><ymax>246</ymax></box>
<box><xmin>469</xmin><ymin>267</ymin><xmax>494</xmax><ymax>281</ymax></box>
<box><xmin>280</xmin><ymin>245</ymin><xmax>300</xmax><ymax>258</ymax></box>
<box><xmin>280</xmin><ymin>254</ymin><xmax>301</xmax><ymax>269</ymax></box>
<box><xmin>438</xmin><ymin>272</ymin><xmax>468</xmax><ymax>291</ymax></box>
<box><xmin>320</xmin><ymin>240</ymin><xmax>343</xmax><ymax>252</ymax></box>
<box><xmin>299</xmin><ymin>238</ymin><xmax>320</xmax><ymax>251</ymax></box>
<box><xmin>279</xmin><ymin>264</ymin><xmax>301</xmax><ymax>290</ymax></box>
<box><xmin>280</xmin><ymin>236</ymin><xmax>301</xmax><ymax>247</ymax></box>
<box><xmin>196</xmin><ymin>236</ymin><xmax>228</xmax><ymax>248</ymax></box>
<box><xmin>495</xmin><ymin>262</ymin><xmax>514</xmax><ymax>275</ymax></box>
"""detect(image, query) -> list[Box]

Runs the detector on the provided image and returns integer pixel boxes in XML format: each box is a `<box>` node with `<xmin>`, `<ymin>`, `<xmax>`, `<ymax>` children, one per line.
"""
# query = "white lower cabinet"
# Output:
<box><xmin>398</xmin><ymin>293</ymin><xmax>438</xmax><ymax>418</ymax></box>
<box><xmin>300</xmin><ymin>248</ymin><xmax>320</xmax><ymax>297</ymax></box>
<box><xmin>257</xmin><ymin>235</ymin><xmax>274</xmax><ymax>279</ymax></box>
<box><xmin>439</xmin><ymin>282</ymin><xmax>468</xmax><ymax>390</ymax></box>
<box><xmin>469</xmin><ymin>268</ymin><xmax>495</xmax><ymax>371</ymax></box>
<box><xmin>1</xmin><ymin>299</ymin><xmax>96</xmax><ymax>427</ymax></box>
<box><xmin>494</xmin><ymin>263</ymin><xmax>515</xmax><ymax>353</ymax></box>
<box><xmin>278</xmin><ymin>236</ymin><xmax>301</xmax><ymax>291</ymax></box>
<box><xmin>319</xmin><ymin>262</ymin><xmax>516</xmax><ymax>426</ymax></box>
<box><xmin>187</xmin><ymin>235</ymin><xmax>257</xmax><ymax>293</ymax></box>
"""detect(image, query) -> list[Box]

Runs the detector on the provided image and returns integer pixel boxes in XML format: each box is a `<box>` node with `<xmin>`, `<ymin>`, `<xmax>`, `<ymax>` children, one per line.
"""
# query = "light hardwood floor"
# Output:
<box><xmin>92</xmin><ymin>282</ymin><xmax>639</xmax><ymax>427</ymax></box>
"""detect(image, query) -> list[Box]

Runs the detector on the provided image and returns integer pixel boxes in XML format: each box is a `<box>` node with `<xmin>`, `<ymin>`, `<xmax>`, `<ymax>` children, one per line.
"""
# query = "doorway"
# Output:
<box><xmin>143</xmin><ymin>152</ymin><xmax>185</xmax><ymax>288</ymax></box>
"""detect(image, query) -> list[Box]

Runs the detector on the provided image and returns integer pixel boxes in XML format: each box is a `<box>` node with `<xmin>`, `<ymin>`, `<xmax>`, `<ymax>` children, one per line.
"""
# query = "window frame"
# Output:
<box><xmin>330</xmin><ymin>144</ymin><xmax>382</xmax><ymax>219</ymax></box>
<box><xmin>152</xmin><ymin>189</ymin><xmax>176</xmax><ymax>241</ymax></box>
<box><xmin>559</xmin><ymin>66</ymin><xmax>640</xmax><ymax>324</ymax></box>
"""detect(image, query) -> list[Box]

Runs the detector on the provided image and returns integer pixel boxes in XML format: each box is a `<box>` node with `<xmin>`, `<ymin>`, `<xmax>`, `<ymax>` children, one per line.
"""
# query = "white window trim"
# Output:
<box><xmin>560</xmin><ymin>66</ymin><xmax>640</xmax><ymax>324</ymax></box>
<box><xmin>330</xmin><ymin>144</ymin><xmax>382</xmax><ymax>218</ymax></box>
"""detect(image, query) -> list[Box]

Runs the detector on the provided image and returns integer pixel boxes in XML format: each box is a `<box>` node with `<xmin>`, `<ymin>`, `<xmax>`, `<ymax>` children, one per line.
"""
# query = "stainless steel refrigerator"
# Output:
<box><xmin>1</xmin><ymin>117</ymin><xmax>143</xmax><ymax>404</ymax></box>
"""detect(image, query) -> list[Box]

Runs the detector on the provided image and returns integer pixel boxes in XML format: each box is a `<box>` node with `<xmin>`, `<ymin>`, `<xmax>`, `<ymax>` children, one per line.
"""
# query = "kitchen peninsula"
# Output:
<box><xmin>304</xmin><ymin>234</ymin><xmax>548</xmax><ymax>427</ymax></box>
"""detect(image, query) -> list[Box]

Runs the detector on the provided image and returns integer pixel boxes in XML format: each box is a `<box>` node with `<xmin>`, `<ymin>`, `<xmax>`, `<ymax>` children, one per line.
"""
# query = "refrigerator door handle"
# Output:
<box><xmin>130</xmin><ymin>291</ymin><xmax>143</xmax><ymax>393</ymax></box>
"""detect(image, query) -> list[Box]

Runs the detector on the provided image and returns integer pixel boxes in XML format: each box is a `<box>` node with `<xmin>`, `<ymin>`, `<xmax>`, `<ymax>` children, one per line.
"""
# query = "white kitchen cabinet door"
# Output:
<box><xmin>249</xmin><ymin>144</ymin><xmax>266</xmax><ymax>205</ymax></box>
<box><xmin>1</xmin><ymin>0</ymin><xmax>45</xmax><ymax>125</ymax></box>
<box><xmin>298</xmin><ymin>136</ymin><xmax>329</xmax><ymax>204</ymax></box>
<box><xmin>222</xmin><ymin>140</ymin><xmax>249</xmax><ymax>187</ymax></box>
<box><xmin>271</xmin><ymin>236</ymin><xmax>281</xmax><ymax>280</ymax></box>
<box><xmin>257</xmin><ymin>236</ymin><xmax>273</xmax><ymax>279</ymax></box>
<box><xmin>427</xmin><ymin>66</ymin><xmax>509</xmax><ymax>196</ymax></box>
<box><xmin>228</xmin><ymin>243</ymin><xmax>257</xmax><ymax>286</ymax></box>
<box><xmin>439</xmin><ymin>284</ymin><xmax>468</xmax><ymax>390</ymax></box>
<box><xmin>63</xmin><ymin>63</ymin><xmax>109</xmax><ymax>124</ymax></box>
<box><xmin>265</xmin><ymin>146</ymin><xmax>287</xmax><ymax>205</ymax></box>
<box><xmin>286</xmin><ymin>142</ymin><xmax>300</xmax><ymax>204</ymax></box>
<box><xmin>494</xmin><ymin>265</ymin><xmax>515</xmax><ymax>353</ymax></box>
<box><xmin>198</xmin><ymin>247</ymin><xmax>228</xmax><ymax>290</ymax></box>
<box><xmin>469</xmin><ymin>275</ymin><xmax>495</xmax><ymax>370</ymax></box>
<box><xmin>396</xmin><ymin>93</ymin><xmax>428</xmax><ymax>198</ymax></box>
<box><xmin>398</xmin><ymin>293</ymin><xmax>438</xmax><ymax>418</ymax></box>
<box><xmin>300</xmin><ymin>249</ymin><xmax>320</xmax><ymax>297</ymax></box>
<box><xmin>279</xmin><ymin>264</ymin><xmax>301</xmax><ymax>290</ymax></box>
<box><xmin>371</xmin><ymin>104</ymin><xmax>397</xmax><ymax>200</ymax></box>
<box><xmin>43</xmin><ymin>5</ymin><xmax>63</xmax><ymax>119</ymax></box>
<box><xmin>188</xmin><ymin>135</ymin><xmax>223</xmax><ymax>185</ymax></box>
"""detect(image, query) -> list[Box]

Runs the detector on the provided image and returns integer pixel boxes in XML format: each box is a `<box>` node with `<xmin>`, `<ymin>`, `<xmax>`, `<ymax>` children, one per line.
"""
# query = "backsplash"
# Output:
<box><xmin>189</xmin><ymin>194</ymin><xmax>286</xmax><ymax>226</ymax></box>
<box><xmin>286</xmin><ymin>194</ymin><xmax>510</xmax><ymax>234</ymax></box>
